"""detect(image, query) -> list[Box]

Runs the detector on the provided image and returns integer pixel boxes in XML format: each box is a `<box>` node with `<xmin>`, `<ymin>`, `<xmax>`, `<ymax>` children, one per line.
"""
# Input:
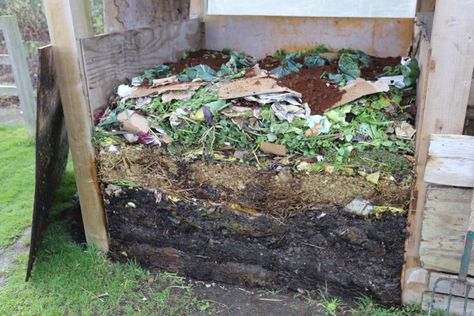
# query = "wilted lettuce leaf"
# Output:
<box><xmin>228</xmin><ymin>50</ymin><xmax>255</xmax><ymax>69</ymax></box>
<box><xmin>338</xmin><ymin>54</ymin><xmax>361</xmax><ymax>80</ymax></box>
<box><xmin>178</xmin><ymin>64</ymin><xmax>218</xmax><ymax>81</ymax></box>
<box><xmin>338</xmin><ymin>49</ymin><xmax>372</xmax><ymax>68</ymax></box>
<box><xmin>303</xmin><ymin>55</ymin><xmax>327</xmax><ymax>68</ymax></box>
<box><xmin>270</xmin><ymin>53</ymin><xmax>302</xmax><ymax>78</ymax></box>
<box><xmin>140</xmin><ymin>65</ymin><xmax>171</xmax><ymax>83</ymax></box>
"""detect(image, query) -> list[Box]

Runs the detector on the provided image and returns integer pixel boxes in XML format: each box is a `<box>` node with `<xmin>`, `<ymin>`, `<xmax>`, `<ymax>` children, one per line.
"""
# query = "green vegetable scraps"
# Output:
<box><xmin>95</xmin><ymin>48</ymin><xmax>417</xmax><ymax>178</ymax></box>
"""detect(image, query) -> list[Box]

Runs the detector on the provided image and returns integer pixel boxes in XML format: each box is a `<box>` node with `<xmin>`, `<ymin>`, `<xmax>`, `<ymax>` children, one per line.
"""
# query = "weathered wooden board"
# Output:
<box><xmin>424</xmin><ymin>135</ymin><xmax>474</xmax><ymax>187</ymax></box>
<box><xmin>80</xmin><ymin>18</ymin><xmax>201</xmax><ymax>111</ymax></box>
<box><xmin>43</xmin><ymin>0</ymin><xmax>109</xmax><ymax>251</ymax></box>
<box><xmin>422</xmin><ymin>292</ymin><xmax>474</xmax><ymax>315</ymax></box>
<box><xmin>402</xmin><ymin>17</ymin><xmax>432</xmax><ymax>305</ymax></box>
<box><xmin>0</xmin><ymin>16</ymin><xmax>36</xmax><ymax>135</ymax></box>
<box><xmin>420</xmin><ymin>187</ymin><xmax>474</xmax><ymax>276</ymax></box>
<box><xmin>26</xmin><ymin>45</ymin><xmax>69</xmax><ymax>280</ymax></box>
<box><xmin>204</xmin><ymin>16</ymin><xmax>413</xmax><ymax>58</ymax></box>
<box><xmin>404</xmin><ymin>0</ymin><xmax>474</xmax><ymax>303</ymax></box>
<box><xmin>103</xmin><ymin>0</ymin><xmax>190</xmax><ymax>33</ymax></box>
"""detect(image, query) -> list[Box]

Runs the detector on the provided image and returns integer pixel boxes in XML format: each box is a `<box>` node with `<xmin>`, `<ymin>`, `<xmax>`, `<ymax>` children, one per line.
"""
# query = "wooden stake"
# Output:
<box><xmin>42</xmin><ymin>0</ymin><xmax>108</xmax><ymax>251</ymax></box>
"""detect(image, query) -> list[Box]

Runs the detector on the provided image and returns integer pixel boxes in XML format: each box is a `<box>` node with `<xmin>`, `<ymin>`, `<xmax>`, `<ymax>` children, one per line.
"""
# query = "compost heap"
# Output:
<box><xmin>95</xmin><ymin>48</ymin><xmax>419</xmax><ymax>304</ymax></box>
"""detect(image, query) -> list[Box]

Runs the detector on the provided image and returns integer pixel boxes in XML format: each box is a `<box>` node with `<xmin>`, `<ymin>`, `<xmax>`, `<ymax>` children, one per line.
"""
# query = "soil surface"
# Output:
<box><xmin>169</xmin><ymin>52</ymin><xmax>400</xmax><ymax>115</ymax></box>
<box><xmin>192</xmin><ymin>282</ymin><xmax>321</xmax><ymax>315</ymax></box>
<box><xmin>167</xmin><ymin>49</ymin><xmax>230</xmax><ymax>74</ymax></box>
<box><xmin>106</xmin><ymin>187</ymin><xmax>406</xmax><ymax>305</ymax></box>
<box><xmin>361</xmin><ymin>57</ymin><xmax>400</xmax><ymax>80</ymax></box>
<box><xmin>278</xmin><ymin>65</ymin><xmax>344</xmax><ymax>114</ymax></box>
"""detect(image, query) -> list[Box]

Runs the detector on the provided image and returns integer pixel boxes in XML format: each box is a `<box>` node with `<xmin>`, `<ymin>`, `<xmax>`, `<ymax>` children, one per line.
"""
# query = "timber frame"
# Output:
<box><xmin>41</xmin><ymin>0</ymin><xmax>474</xmax><ymax>308</ymax></box>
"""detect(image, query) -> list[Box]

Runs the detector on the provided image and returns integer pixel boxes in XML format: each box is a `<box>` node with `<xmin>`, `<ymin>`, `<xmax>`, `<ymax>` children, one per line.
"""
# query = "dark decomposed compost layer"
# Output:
<box><xmin>105</xmin><ymin>186</ymin><xmax>406</xmax><ymax>305</ymax></box>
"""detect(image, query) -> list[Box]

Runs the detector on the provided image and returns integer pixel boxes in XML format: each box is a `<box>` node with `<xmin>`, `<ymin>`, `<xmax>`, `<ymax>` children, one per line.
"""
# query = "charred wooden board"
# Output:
<box><xmin>26</xmin><ymin>45</ymin><xmax>69</xmax><ymax>280</ymax></box>
<box><xmin>105</xmin><ymin>186</ymin><xmax>407</xmax><ymax>304</ymax></box>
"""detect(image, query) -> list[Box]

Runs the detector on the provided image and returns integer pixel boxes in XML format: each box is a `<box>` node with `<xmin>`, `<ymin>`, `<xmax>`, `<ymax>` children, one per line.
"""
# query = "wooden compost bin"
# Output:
<box><xmin>37</xmin><ymin>0</ymin><xmax>474</xmax><ymax>311</ymax></box>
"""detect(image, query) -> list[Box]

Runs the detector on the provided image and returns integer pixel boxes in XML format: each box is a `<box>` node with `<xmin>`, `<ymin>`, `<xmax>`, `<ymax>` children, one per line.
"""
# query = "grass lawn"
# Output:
<box><xmin>0</xmin><ymin>124</ymin><xmax>439</xmax><ymax>315</ymax></box>
<box><xmin>0</xmin><ymin>126</ymin><xmax>35</xmax><ymax>247</ymax></box>
<box><xmin>0</xmin><ymin>124</ymin><xmax>211</xmax><ymax>315</ymax></box>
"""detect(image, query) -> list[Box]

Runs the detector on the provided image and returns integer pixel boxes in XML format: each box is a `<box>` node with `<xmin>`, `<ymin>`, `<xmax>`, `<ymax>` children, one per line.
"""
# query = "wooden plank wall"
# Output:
<box><xmin>420</xmin><ymin>186</ymin><xmax>474</xmax><ymax>275</ymax></box>
<box><xmin>81</xmin><ymin>18</ymin><xmax>201</xmax><ymax>111</ymax></box>
<box><xmin>424</xmin><ymin>135</ymin><xmax>474</xmax><ymax>187</ymax></box>
<box><xmin>203</xmin><ymin>16</ymin><xmax>413</xmax><ymax>58</ymax></box>
<box><xmin>403</xmin><ymin>0</ymin><xmax>474</xmax><ymax>306</ymax></box>
<box><xmin>103</xmin><ymin>0</ymin><xmax>191</xmax><ymax>33</ymax></box>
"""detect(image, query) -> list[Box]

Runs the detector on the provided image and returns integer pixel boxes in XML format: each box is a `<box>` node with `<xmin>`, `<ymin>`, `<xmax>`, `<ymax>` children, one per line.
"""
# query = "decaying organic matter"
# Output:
<box><xmin>106</xmin><ymin>187</ymin><xmax>406</xmax><ymax>305</ymax></box>
<box><xmin>96</xmin><ymin>46</ymin><xmax>419</xmax><ymax>305</ymax></box>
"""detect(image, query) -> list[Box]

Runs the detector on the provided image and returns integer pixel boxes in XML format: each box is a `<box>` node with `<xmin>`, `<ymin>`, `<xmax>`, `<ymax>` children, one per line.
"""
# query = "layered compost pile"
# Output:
<box><xmin>95</xmin><ymin>48</ymin><xmax>419</xmax><ymax>304</ymax></box>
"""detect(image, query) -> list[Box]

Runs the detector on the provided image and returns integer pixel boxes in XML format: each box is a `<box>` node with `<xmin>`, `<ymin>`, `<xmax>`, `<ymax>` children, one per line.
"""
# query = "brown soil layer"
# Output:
<box><xmin>361</xmin><ymin>57</ymin><xmax>400</xmax><ymax>80</ymax></box>
<box><xmin>97</xmin><ymin>145</ymin><xmax>412</xmax><ymax>219</ymax></box>
<box><xmin>165</xmin><ymin>52</ymin><xmax>399</xmax><ymax>115</ymax></box>
<box><xmin>105</xmin><ymin>186</ymin><xmax>406</xmax><ymax>305</ymax></box>
<box><xmin>278</xmin><ymin>66</ymin><xmax>344</xmax><ymax>115</ymax></box>
<box><xmin>167</xmin><ymin>49</ymin><xmax>230</xmax><ymax>74</ymax></box>
<box><xmin>258</xmin><ymin>56</ymin><xmax>281</xmax><ymax>71</ymax></box>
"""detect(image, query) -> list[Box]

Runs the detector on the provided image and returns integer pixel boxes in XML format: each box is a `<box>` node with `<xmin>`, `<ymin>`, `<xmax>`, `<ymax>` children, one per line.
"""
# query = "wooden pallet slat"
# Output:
<box><xmin>0</xmin><ymin>54</ymin><xmax>11</xmax><ymax>64</ymax></box>
<box><xmin>424</xmin><ymin>135</ymin><xmax>474</xmax><ymax>187</ymax></box>
<box><xmin>0</xmin><ymin>16</ymin><xmax>36</xmax><ymax>135</ymax></box>
<box><xmin>0</xmin><ymin>84</ymin><xmax>18</xmax><ymax>96</ymax></box>
<box><xmin>420</xmin><ymin>187</ymin><xmax>474</xmax><ymax>276</ymax></box>
<box><xmin>80</xmin><ymin>18</ymin><xmax>201</xmax><ymax>111</ymax></box>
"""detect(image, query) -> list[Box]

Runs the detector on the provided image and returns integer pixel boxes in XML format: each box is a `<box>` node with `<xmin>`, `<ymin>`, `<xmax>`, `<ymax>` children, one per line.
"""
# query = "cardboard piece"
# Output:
<box><xmin>129</xmin><ymin>82</ymin><xmax>205</xmax><ymax>99</ymax></box>
<box><xmin>218</xmin><ymin>76</ymin><xmax>302</xmax><ymax>100</ymax></box>
<box><xmin>326</xmin><ymin>78</ymin><xmax>390</xmax><ymax>111</ymax></box>
<box><xmin>260</xmin><ymin>142</ymin><xmax>287</xmax><ymax>156</ymax></box>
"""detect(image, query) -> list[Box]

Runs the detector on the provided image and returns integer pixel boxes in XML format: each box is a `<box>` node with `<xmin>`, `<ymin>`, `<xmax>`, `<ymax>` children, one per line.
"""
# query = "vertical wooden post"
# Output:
<box><xmin>42</xmin><ymin>0</ymin><xmax>109</xmax><ymax>251</ymax></box>
<box><xmin>403</xmin><ymin>0</ymin><xmax>474</xmax><ymax>304</ymax></box>
<box><xmin>0</xmin><ymin>16</ymin><xmax>36</xmax><ymax>136</ymax></box>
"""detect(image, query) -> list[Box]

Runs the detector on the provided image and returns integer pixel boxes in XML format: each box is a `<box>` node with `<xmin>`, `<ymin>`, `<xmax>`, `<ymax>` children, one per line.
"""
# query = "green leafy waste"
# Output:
<box><xmin>96</xmin><ymin>48</ymin><xmax>417</xmax><ymax>179</ymax></box>
<box><xmin>270</xmin><ymin>53</ymin><xmax>302</xmax><ymax>78</ymax></box>
<box><xmin>380</xmin><ymin>58</ymin><xmax>420</xmax><ymax>87</ymax></box>
<box><xmin>321</xmin><ymin>49</ymin><xmax>372</xmax><ymax>85</ymax></box>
